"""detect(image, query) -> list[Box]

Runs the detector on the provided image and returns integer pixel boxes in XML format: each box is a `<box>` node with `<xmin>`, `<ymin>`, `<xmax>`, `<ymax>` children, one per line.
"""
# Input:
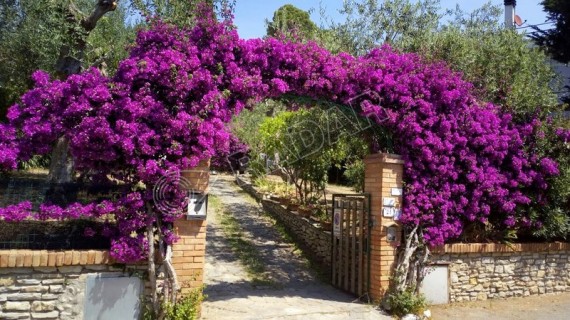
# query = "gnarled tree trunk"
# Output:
<box><xmin>48</xmin><ymin>0</ymin><xmax>117</xmax><ymax>184</ymax></box>
<box><xmin>391</xmin><ymin>224</ymin><xmax>430</xmax><ymax>294</ymax></box>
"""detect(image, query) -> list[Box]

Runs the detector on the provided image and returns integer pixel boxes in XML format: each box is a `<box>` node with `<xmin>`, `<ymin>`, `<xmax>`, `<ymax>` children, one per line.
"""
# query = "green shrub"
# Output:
<box><xmin>385</xmin><ymin>289</ymin><xmax>427</xmax><ymax>318</ymax></box>
<box><xmin>248</xmin><ymin>156</ymin><xmax>268</xmax><ymax>181</ymax></box>
<box><xmin>163</xmin><ymin>287</ymin><xmax>205</xmax><ymax>320</ymax></box>
<box><xmin>343</xmin><ymin>159</ymin><xmax>365</xmax><ymax>193</ymax></box>
<box><xmin>143</xmin><ymin>287</ymin><xmax>205</xmax><ymax>320</ymax></box>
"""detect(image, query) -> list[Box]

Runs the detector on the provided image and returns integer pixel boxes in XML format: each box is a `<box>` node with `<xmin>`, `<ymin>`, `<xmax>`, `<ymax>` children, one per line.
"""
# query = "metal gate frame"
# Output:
<box><xmin>330</xmin><ymin>193</ymin><xmax>371</xmax><ymax>298</ymax></box>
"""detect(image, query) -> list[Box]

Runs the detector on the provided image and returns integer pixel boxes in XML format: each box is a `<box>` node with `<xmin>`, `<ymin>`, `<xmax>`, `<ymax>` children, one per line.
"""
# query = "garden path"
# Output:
<box><xmin>201</xmin><ymin>174</ymin><xmax>389</xmax><ymax>320</ymax></box>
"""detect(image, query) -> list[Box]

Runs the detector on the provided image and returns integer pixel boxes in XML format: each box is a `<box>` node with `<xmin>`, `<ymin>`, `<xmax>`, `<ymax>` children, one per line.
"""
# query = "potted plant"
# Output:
<box><xmin>278</xmin><ymin>196</ymin><xmax>290</xmax><ymax>206</ymax></box>
<box><xmin>287</xmin><ymin>198</ymin><xmax>300</xmax><ymax>212</ymax></box>
<box><xmin>313</xmin><ymin>206</ymin><xmax>332</xmax><ymax>230</ymax></box>
<box><xmin>297</xmin><ymin>205</ymin><xmax>312</xmax><ymax>218</ymax></box>
<box><xmin>320</xmin><ymin>220</ymin><xmax>332</xmax><ymax>230</ymax></box>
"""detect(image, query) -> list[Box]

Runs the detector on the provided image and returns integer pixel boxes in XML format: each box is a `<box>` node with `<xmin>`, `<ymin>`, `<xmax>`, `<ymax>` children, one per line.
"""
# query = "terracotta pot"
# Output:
<box><xmin>287</xmin><ymin>203</ymin><xmax>300</xmax><ymax>211</ymax></box>
<box><xmin>320</xmin><ymin>221</ymin><xmax>332</xmax><ymax>230</ymax></box>
<box><xmin>298</xmin><ymin>207</ymin><xmax>312</xmax><ymax>218</ymax></box>
<box><xmin>181</xmin><ymin>159</ymin><xmax>210</xmax><ymax>193</ymax></box>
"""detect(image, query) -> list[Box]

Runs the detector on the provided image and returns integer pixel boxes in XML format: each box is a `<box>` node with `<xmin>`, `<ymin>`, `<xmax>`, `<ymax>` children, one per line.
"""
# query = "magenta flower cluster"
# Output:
<box><xmin>0</xmin><ymin>13</ymin><xmax>560</xmax><ymax>261</ymax></box>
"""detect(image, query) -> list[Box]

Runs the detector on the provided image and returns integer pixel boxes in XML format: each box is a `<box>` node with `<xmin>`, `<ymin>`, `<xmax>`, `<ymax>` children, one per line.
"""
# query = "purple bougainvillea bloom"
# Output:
<box><xmin>0</xmin><ymin>14</ymin><xmax>562</xmax><ymax>259</ymax></box>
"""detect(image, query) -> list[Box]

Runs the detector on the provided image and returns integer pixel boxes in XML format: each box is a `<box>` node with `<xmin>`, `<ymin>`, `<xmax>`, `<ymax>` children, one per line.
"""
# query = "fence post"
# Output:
<box><xmin>363</xmin><ymin>153</ymin><xmax>404</xmax><ymax>301</ymax></box>
<box><xmin>171</xmin><ymin>159</ymin><xmax>209</xmax><ymax>295</ymax></box>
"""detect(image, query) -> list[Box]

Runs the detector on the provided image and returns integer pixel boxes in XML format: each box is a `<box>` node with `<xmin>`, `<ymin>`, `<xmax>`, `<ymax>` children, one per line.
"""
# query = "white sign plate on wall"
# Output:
<box><xmin>383</xmin><ymin>207</ymin><xmax>395</xmax><ymax>218</ymax></box>
<box><xmin>383</xmin><ymin>197</ymin><xmax>396</xmax><ymax>207</ymax></box>
<box><xmin>391</xmin><ymin>188</ymin><xmax>403</xmax><ymax>196</ymax></box>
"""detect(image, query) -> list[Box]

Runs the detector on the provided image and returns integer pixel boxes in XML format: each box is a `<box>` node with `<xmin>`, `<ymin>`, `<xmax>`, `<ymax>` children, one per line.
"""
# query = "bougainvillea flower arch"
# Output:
<box><xmin>0</xmin><ymin>16</ymin><xmax>557</xmax><ymax>262</ymax></box>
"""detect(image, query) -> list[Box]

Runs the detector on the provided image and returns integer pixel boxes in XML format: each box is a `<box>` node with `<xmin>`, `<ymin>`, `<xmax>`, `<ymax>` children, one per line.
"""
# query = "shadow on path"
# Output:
<box><xmin>201</xmin><ymin>174</ymin><xmax>389</xmax><ymax>320</ymax></box>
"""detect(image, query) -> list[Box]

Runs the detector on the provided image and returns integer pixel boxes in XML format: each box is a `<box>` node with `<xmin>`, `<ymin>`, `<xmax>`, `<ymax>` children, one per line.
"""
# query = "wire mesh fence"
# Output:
<box><xmin>0</xmin><ymin>173</ymin><xmax>118</xmax><ymax>250</ymax></box>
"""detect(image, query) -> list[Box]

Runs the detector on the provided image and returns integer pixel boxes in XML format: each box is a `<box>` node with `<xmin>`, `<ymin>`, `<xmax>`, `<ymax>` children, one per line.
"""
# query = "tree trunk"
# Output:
<box><xmin>147</xmin><ymin>219</ymin><xmax>158</xmax><ymax>316</ymax></box>
<box><xmin>48</xmin><ymin>0</ymin><xmax>117</xmax><ymax>183</ymax></box>
<box><xmin>391</xmin><ymin>224</ymin><xmax>430</xmax><ymax>294</ymax></box>
<box><xmin>47</xmin><ymin>136</ymin><xmax>75</xmax><ymax>184</ymax></box>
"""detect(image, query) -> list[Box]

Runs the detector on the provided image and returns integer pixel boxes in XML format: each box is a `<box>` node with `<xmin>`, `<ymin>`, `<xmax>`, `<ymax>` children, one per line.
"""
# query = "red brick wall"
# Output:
<box><xmin>364</xmin><ymin>153</ymin><xmax>404</xmax><ymax>301</ymax></box>
<box><xmin>172</xmin><ymin>219</ymin><xmax>206</xmax><ymax>295</ymax></box>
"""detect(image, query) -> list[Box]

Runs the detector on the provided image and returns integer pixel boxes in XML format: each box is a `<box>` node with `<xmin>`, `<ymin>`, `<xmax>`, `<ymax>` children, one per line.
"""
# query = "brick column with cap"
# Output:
<box><xmin>364</xmin><ymin>153</ymin><xmax>404</xmax><ymax>301</ymax></box>
<box><xmin>172</xmin><ymin>159</ymin><xmax>209</xmax><ymax>295</ymax></box>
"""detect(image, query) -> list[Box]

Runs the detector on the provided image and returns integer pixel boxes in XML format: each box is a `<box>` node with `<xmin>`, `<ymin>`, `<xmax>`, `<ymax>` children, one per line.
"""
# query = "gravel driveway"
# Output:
<box><xmin>201</xmin><ymin>175</ymin><xmax>390</xmax><ymax>320</ymax></box>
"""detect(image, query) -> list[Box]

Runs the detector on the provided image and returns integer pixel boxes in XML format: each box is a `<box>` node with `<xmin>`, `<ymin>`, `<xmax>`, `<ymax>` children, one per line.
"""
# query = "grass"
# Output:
<box><xmin>235</xmin><ymin>179</ymin><xmax>332</xmax><ymax>282</ymax></box>
<box><xmin>209</xmin><ymin>195</ymin><xmax>275</xmax><ymax>286</ymax></box>
<box><xmin>257</xmin><ymin>202</ymin><xmax>331</xmax><ymax>282</ymax></box>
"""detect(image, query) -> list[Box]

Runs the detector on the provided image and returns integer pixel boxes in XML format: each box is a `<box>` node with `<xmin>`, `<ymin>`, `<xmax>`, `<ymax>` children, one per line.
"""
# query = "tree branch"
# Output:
<box><xmin>82</xmin><ymin>0</ymin><xmax>118</xmax><ymax>32</ymax></box>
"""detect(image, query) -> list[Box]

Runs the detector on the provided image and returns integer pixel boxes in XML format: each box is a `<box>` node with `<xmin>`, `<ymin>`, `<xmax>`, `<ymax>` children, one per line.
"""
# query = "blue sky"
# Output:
<box><xmin>233</xmin><ymin>0</ymin><xmax>550</xmax><ymax>39</ymax></box>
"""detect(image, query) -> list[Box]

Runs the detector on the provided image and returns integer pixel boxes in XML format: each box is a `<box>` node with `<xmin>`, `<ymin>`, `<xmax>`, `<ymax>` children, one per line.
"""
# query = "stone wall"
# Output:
<box><xmin>262</xmin><ymin>200</ymin><xmax>332</xmax><ymax>269</ymax></box>
<box><xmin>431</xmin><ymin>243</ymin><xmax>570</xmax><ymax>302</ymax></box>
<box><xmin>236</xmin><ymin>177</ymin><xmax>332</xmax><ymax>271</ymax></box>
<box><xmin>0</xmin><ymin>250</ymin><xmax>145</xmax><ymax>320</ymax></box>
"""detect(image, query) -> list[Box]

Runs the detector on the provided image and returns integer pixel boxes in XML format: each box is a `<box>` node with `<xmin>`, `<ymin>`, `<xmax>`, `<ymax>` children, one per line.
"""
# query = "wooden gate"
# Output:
<box><xmin>331</xmin><ymin>194</ymin><xmax>370</xmax><ymax>297</ymax></box>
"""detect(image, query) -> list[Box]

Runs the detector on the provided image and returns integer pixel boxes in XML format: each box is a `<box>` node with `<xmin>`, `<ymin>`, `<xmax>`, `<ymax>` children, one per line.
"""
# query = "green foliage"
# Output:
<box><xmin>385</xmin><ymin>289</ymin><xmax>427</xmax><ymax>318</ymax></box>
<box><xmin>530</xmin><ymin>118</ymin><xmax>570</xmax><ymax>239</ymax></box>
<box><xmin>130</xmin><ymin>0</ymin><xmax>235</xmax><ymax>27</ymax></box>
<box><xmin>142</xmin><ymin>286</ymin><xmax>204</xmax><ymax>320</ymax></box>
<box><xmin>0</xmin><ymin>0</ymin><xmax>135</xmax><ymax>118</ymax></box>
<box><xmin>266</xmin><ymin>4</ymin><xmax>317</xmax><ymax>41</ymax></box>
<box><xmin>247</xmin><ymin>156</ymin><xmax>268</xmax><ymax>181</ymax></box>
<box><xmin>343</xmin><ymin>159</ymin><xmax>365</xmax><ymax>193</ymax></box>
<box><xmin>330</xmin><ymin>0</ymin><xmax>441</xmax><ymax>56</ymax></box>
<box><xmin>400</xmin><ymin>3</ymin><xmax>560</xmax><ymax>118</ymax></box>
<box><xmin>255</xmin><ymin>105</ymin><xmax>370</xmax><ymax>203</ymax></box>
<box><xmin>531</xmin><ymin>0</ymin><xmax>570</xmax><ymax>64</ymax></box>
<box><xmin>321</xmin><ymin>1</ymin><xmax>560</xmax><ymax>118</ymax></box>
<box><xmin>18</xmin><ymin>155</ymin><xmax>51</xmax><ymax>171</ymax></box>
<box><xmin>231</xmin><ymin>100</ymin><xmax>285</xmax><ymax>155</ymax></box>
<box><xmin>162</xmin><ymin>287</ymin><xmax>204</xmax><ymax>320</ymax></box>
<box><xmin>84</xmin><ymin>2</ymin><xmax>136</xmax><ymax>75</ymax></box>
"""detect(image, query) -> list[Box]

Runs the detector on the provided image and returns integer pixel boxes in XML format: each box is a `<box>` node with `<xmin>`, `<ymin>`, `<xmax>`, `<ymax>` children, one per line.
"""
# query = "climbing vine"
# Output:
<box><xmin>0</xmin><ymin>4</ymin><xmax>563</xmax><ymax>308</ymax></box>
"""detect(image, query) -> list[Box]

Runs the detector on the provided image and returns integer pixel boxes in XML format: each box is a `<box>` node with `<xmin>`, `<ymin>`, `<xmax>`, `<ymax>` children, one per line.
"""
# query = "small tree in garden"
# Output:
<box><xmin>256</xmin><ymin>107</ymin><xmax>369</xmax><ymax>204</ymax></box>
<box><xmin>0</xmin><ymin>3</ymin><xmax>564</xmax><ymax>315</ymax></box>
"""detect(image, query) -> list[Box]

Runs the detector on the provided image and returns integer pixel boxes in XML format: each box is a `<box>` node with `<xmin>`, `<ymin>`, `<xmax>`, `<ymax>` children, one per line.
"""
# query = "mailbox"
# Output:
<box><xmin>385</xmin><ymin>221</ymin><xmax>401</xmax><ymax>243</ymax></box>
<box><xmin>187</xmin><ymin>192</ymin><xmax>208</xmax><ymax>220</ymax></box>
<box><xmin>386</xmin><ymin>226</ymin><xmax>398</xmax><ymax>242</ymax></box>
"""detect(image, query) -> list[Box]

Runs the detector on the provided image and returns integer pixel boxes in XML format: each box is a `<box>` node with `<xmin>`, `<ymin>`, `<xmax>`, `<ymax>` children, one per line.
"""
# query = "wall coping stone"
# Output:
<box><xmin>0</xmin><ymin>250</ymin><xmax>114</xmax><ymax>268</ymax></box>
<box><xmin>364</xmin><ymin>153</ymin><xmax>404</xmax><ymax>164</ymax></box>
<box><xmin>431</xmin><ymin>242</ymin><xmax>570</xmax><ymax>254</ymax></box>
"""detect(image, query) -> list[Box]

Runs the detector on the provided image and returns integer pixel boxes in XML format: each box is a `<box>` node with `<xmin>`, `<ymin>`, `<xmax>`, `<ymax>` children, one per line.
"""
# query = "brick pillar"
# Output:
<box><xmin>172</xmin><ymin>159</ymin><xmax>209</xmax><ymax>295</ymax></box>
<box><xmin>364</xmin><ymin>153</ymin><xmax>404</xmax><ymax>301</ymax></box>
<box><xmin>172</xmin><ymin>219</ymin><xmax>206</xmax><ymax>295</ymax></box>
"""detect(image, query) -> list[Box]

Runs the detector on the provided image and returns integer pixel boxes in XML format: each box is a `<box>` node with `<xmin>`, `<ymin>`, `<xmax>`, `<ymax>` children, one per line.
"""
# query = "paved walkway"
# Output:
<box><xmin>201</xmin><ymin>175</ymin><xmax>389</xmax><ymax>320</ymax></box>
<box><xmin>430</xmin><ymin>292</ymin><xmax>570</xmax><ymax>320</ymax></box>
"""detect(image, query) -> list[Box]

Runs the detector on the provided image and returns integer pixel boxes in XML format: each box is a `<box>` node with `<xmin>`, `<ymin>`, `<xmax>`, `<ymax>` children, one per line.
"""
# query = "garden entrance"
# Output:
<box><xmin>331</xmin><ymin>194</ymin><xmax>371</xmax><ymax>297</ymax></box>
<box><xmin>201</xmin><ymin>175</ymin><xmax>388</xmax><ymax>319</ymax></box>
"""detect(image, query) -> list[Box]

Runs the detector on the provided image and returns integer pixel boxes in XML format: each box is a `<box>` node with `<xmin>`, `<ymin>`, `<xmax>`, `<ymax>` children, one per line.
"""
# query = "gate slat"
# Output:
<box><xmin>338</xmin><ymin>200</ymin><xmax>344</xmax><ymax>287</ymax></box>
<box><xmin>358</xmin><ymin>199</ymin><xmax>364</xmax><ymax>296</ymax></box>
<box><xmin>343</xmin><ymin>200</ymin><xmax>350</xmax><ymax>291</ymax></box>
<box><xmin>330</xmin><ymin>194</ymin><xmax>369</xmax><ymax>298</ymax></box>
<box><xmin>332</xmin><ymin>199</ymin><xmax>338</xmax><ymax>287</ymax></box>
<box><xmin>350</xmin><ymin>199</ymin><xmax>357</xmax><ymax>294</ymax></box>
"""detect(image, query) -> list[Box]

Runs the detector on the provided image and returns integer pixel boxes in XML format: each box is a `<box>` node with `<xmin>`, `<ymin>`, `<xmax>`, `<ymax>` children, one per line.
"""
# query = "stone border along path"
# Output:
<box><xmin>201</xmin><ymin>174</ymin><xmax>390</xmax><ymax>320</ymax></box>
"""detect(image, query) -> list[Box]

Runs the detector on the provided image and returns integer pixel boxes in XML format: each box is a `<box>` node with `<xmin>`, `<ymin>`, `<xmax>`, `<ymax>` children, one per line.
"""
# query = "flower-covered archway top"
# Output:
<box><xmin>0</xmin><ymin>14</ymin><xmax>557</xmax><ymax>262</ymax></box>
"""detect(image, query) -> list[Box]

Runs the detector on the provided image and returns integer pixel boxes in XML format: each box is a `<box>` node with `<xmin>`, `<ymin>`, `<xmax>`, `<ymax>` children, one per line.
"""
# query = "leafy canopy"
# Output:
<box><xmin>531</xmin><ymin>0</ymin><xmax>570</xmax><ymax>64</ymax></box>
<box><xmin>266</xmin><ymin>4</ymin><xmax>318</xmax><ymax>41</ymax></box>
